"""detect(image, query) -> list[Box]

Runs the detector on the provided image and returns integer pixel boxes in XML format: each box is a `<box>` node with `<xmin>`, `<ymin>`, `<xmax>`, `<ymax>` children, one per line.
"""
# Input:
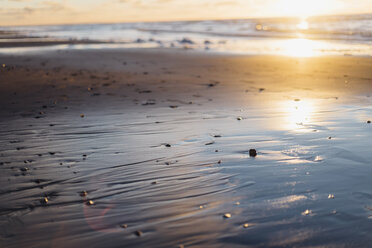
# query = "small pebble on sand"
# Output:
<box><xmin>302</xmin><ymin>209</ymin><xmax>312</xmax><ymax>216</ymax></box>
<box><xmin>328</xmin><ymin>194</ymin><xmax>335</xmax><ymax>199</ymax></box>
<box><xmin>120</xmin><ymin>224</ymin><xmax>128</xmax><ymax>229</ymax></box>
<box><xmin>87</xmin><ymin>200</ymin><xmax>94</xmax><ymax>206</ymax></box>
<box><xmin>41</xmin><ymin>197</ymin><xmax>48</xmax><ymax>204</ymax></box>
<box><xmin>249</xmin><ymin>149</ymin><xmax>257</xmax><ymax>157</ymax></box>
<box><xmin>368</xmin><ymin>120</ymin><xmax>371</xmax><ymax>124</ymax></box>
<box><xmin>80</xmin><ymin>191</ymin><xmax>88</xmax><ymax>197</ymax></box>
<box><xmin>134</xmin><ymin>230</ymin><xmax>143</xmax><ymax>237</ymax></box>
<box><xmin>165</xmin><ymin>144</ymin><xmax>171</xmax><ymax>147</ymax></box>
<box><xmin>223</xmin><ymin>213</ymin><xmax>232</xmax><ymax>219</ymax></box>
<box><xmin>237</xmin><ymin>117</ymin><xmax>243</xmax><ymax>121</ymax></box>
<box><xmin>20</xmin><ymin>167</ymin><xmax>29</xmax><ymax>172</ymax></box>
<box><xmin>243</xmin><ymin>223</ymin><xmax>250</xmax><ymax>228</ymax></box>
<box><xmin>80</xmin><ymin>114</ymin><xmax>85</xmax><ymax>118</ymax></box>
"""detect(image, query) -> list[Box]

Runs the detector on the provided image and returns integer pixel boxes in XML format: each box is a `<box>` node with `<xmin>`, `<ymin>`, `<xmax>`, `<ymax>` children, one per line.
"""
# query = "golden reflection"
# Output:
<box><xmin>282</xmin><ymin>99</ymin><xmax>315</xmax><ymax>130</ymax></box>
<box><xmin>281</xmin><ymin>38</ymin><xmax>317</xmax><ymax>57</ymax></box>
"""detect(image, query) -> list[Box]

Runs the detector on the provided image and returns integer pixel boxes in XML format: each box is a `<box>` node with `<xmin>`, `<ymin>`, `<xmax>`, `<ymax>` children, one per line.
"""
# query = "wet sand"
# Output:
<box><xmin>1</xmin><ymin>48</ymin><xmax>372</xmax><ymax>248</ymax></box>
<box><xmin>0</xmin><ymin>30</ymin><xmax>110</xmax><ymax>48</ymax></box>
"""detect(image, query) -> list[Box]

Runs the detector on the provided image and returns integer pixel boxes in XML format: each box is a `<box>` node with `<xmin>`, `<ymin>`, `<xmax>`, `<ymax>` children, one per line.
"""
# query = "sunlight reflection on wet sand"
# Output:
<box><xmin>280</xmin><ymin>99</ymin><xmax>316</xmax><ymax>131</ymax></box>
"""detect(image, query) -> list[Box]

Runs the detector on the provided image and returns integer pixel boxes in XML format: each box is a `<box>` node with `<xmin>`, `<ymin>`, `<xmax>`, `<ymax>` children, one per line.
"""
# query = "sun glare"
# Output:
<box><xmin>281</xmin><ymin>38</ymin><xmax>317</xmax><ymax>57</ymax></box>
<box><xmin>281</xmin><ymin>99</ymin><xmax>315</xmax><ymax>131</ymax></box>
<box><xmin>296</xmin><ymin>20</ymin><xmax>309</xmax><ymax>30</ymax></box>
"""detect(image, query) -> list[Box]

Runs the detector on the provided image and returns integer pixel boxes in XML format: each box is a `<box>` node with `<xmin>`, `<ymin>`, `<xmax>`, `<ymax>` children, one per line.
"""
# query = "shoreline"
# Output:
<box><xmin>1</xmin><ymin>42</ymin><xmax>371</xmax><ymax>59</ymax></box>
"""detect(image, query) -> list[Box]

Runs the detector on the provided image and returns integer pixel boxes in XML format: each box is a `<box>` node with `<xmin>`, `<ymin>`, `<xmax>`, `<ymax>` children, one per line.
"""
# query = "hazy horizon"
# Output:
<box><xmin>1</xmin><ymin>0</ymin><xmax>372</xmax><ymax>26</ymax></box>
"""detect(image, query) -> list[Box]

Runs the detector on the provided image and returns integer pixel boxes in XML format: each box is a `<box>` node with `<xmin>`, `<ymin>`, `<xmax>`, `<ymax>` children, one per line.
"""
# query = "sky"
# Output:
<box><xmin>1</xmin><ymin>0</ymin><xmax>372</xmax><ymax>26</ymax></box>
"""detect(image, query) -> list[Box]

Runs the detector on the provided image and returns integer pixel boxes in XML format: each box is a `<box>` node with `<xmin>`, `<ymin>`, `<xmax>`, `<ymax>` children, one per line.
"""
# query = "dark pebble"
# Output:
<box><xmin>249</xmin><ymin>149</ymin><xmax>257</xmax><ymax>157</ymax></box>
<box><xmin>79</xmin><ymin>191</ymin><xmax>88</xmax><ymax>197</ymax></box>
<box><xmin>41</xmin><ymin>197</ymin><xmax>48</xmax><ymax>204</ymax></box>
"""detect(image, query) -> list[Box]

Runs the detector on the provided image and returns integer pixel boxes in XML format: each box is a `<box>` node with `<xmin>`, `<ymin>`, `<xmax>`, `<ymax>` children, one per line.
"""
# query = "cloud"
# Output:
<box><xmin>0</xmin><ymin>0</ymin><xmax>75</xmax><ymax>24</ymax></box>
<box><xmin>214</xmin><ymin>1</ymin><xmax>240</xmax><ymax>6</ymax></box>
<box><xmin>1</xmin><ymin>0</ymin><xmax>372</xmax><ymax>26</ymax></box>
<box><xmin>41</xmin><ymin>1</ymin><xmax>70</xmax><ymax>11</ymax></box>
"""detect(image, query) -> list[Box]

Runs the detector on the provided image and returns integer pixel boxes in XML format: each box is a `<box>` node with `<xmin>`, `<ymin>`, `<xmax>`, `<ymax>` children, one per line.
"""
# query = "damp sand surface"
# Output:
<box><xmin>1</xmin><ymin>49</ymin><xmax>372</xmax><ymax>247</ymax></box>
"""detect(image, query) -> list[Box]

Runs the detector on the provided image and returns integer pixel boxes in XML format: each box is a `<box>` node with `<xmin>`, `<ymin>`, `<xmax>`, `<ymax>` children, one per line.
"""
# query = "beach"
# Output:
<box><xmin>1</xmin><ymin>47</ymin><xmax>372</xmax><ymax>247</ymax></box>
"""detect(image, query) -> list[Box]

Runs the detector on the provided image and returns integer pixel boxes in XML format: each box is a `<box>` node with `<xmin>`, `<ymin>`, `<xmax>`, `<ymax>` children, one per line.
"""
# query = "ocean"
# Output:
<box><xmin>1</xmin><ymin>13</ymin><xmax>372</xmax><ymax>56</ymax></box>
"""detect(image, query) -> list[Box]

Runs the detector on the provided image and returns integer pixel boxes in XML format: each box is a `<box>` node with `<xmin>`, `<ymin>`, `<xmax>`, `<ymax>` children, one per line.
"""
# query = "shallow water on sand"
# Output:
<box><xmin>1</xmin><ymin>66</ymin><xmax>372</xmax><ymax>247</ymax></box>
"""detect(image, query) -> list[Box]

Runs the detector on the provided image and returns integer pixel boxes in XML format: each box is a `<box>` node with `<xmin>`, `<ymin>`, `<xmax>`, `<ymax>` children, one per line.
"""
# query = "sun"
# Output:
<box><xmin>274</xmin><ymin>0</ymin><xmax>340</xmax><ymax>18</ymax></box>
